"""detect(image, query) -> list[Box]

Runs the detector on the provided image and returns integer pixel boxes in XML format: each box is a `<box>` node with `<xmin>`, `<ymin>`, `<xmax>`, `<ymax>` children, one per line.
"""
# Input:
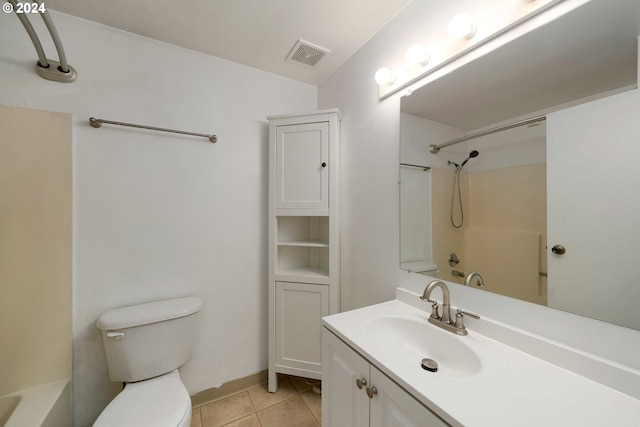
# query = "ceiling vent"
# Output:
<box><xmin>286</xmin><ymin>39</ymin><xmax>331</xmax><ymax>68</ymax></box>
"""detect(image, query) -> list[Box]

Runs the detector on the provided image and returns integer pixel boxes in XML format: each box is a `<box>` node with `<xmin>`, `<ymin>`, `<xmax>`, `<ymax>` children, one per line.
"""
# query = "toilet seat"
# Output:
<box><xmin>93</xmin><ymin>370</ymin><xmax>191</xmax><ymax>427</ymax></box>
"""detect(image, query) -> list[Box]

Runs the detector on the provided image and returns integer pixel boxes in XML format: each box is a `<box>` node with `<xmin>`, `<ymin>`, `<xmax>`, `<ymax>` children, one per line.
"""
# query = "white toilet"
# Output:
<box><xmin>93</xmin><ymin>296</ymin><xmax>202</xmax><ymax>427</ymax></box>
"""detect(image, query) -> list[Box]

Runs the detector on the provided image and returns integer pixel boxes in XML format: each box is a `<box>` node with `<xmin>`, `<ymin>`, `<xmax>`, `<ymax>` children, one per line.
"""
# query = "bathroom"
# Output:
<box><xmin>1</xmin><ymin>0</ymin><xmax>640</xmax><ymax>426</ymax></box>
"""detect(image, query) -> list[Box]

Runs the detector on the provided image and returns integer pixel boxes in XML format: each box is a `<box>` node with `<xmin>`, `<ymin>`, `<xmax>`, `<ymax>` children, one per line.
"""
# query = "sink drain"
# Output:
<box><xmin>421</xmin><ymin>358</ymin><xmax>438</xmax><ymax>372</ymax></box>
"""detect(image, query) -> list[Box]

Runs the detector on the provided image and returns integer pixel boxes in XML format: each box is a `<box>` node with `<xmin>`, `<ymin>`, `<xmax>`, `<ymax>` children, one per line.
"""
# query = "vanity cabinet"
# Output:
<box><xmin>322</xmin><ymin>328</ymin><xmax>449</xmax><ymax>427</ymax></box>
<box><xmin>268</xmin><ymin>110</ymin><xmax>341</xmax><ymax>392</ymax></box>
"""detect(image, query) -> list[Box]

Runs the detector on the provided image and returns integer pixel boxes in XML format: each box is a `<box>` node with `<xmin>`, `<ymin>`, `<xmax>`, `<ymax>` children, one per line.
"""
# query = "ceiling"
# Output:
<box><xmin>45</xmin><ymin>0</ymin><xmax>412</xmax><ymax>86</ymax></box>
<box><xmin>401</xmin><ymin>0</ymin><xmax>640</xmax><ymax>130</ymax></box>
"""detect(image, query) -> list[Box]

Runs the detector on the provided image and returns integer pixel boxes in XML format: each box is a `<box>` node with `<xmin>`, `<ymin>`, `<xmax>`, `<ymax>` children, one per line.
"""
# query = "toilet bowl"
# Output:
<box><xmin>93</xmin><ymin>296</ymin><xmax>202</xmax><ymax>427</ymax></box>
<box><xmin>93</xmin><ymin>370</ymin><xmax>191</xmax><ymax>427</ymax></box>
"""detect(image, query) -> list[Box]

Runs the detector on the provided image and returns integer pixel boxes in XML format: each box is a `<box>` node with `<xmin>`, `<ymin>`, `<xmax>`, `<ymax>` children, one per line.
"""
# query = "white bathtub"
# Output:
<box><xmin>0</xmin><ymin>379</ymin><xmax>71</xmax><ymax>427</ymax></box>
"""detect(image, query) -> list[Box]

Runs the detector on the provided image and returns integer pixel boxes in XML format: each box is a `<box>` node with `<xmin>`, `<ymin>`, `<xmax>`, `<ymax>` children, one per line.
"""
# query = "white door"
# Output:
<box><xmin>547</xmin><ymin>89</ymin><xmax>640</xmax><ymax>330</ymax></box>
<box><xmin>369</xmin><ymin>367</ymin><xmax>447</xmax><ymax>427</ymax></box>
<box><xmin>276</xmin><ymin>122</ymin><xmax>329</xmax><ymax>209</ymax></box>
<box><xmin>321</xmin><ymin>328</ymin><xmax>370</xmax><ymax>427</ymax></box>
<box><xmin>275</xmin><ymin>281</ymin><xmax>328</xmax><ymax>375</ymax></box>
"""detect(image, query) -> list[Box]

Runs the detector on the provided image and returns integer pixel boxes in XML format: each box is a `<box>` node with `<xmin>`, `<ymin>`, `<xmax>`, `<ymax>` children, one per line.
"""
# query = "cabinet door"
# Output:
<box><xmin>276</xmin><ymin>122</ymin><xmax>329</xmax><ymax>209</ymax></box>
<box><xmin>370</xmin><ymin>367</ymin><xmax>448</xmax><ymax>427</ymax></box>
<box><xmin>275</xmin><ymin>282</ymin><xmax>329</xmax><ymax>375</ymax></box>
<box><xmin>322</xmin><ymin>328</ymin><xmax>370</xmax><ymax>427</ymax></box>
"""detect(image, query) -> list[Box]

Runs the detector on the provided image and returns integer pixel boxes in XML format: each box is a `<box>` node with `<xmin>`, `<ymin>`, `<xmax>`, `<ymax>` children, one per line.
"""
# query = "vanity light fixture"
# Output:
<box><xmin>375</xmin><ymin>67</ymin><xmax>396</xmax><ymax>85</ymax></box>
<box><xmin>448</xmin><ymin>13</ymin><xmax>477</xmax><ymax>40</ymax></box>
<box><xmin>405</xmin><ymin>44</ymin><xmax>430</xmax><ymax>67</ymax></box>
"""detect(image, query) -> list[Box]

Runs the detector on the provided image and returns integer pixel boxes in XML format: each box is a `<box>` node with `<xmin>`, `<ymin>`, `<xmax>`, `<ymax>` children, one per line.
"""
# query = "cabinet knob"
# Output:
<box><xmin>366</xmin><ymin>386</ymin><xmax>378</xmax><ymax>399</ymax></box>
<box><xmin>321</xmin><ymin>162</ymin><xmax>327</xmax><ymax>168</ymax></box>
<box><xmin>356</xmin><ymin>378</ymin><xmax>367</xmax><ymax>389</ymax></box>
<box><xmin>551</xmin><ymin>244</ymin><xmax>566</xmax><ymax>255</ymax></box>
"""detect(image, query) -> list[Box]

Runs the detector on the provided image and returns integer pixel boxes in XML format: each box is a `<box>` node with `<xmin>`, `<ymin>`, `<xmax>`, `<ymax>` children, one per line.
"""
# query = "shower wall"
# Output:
<box><xmin>466</xmin><ymin>163</ymin><xmax>547</xmax><ymax>304</ymax></box>
<box><xmin>431</xmin><ymin>167</ymin><xmax>467</xmax><ymax>284</ymax></box>
<box><xmin>425</xmin><ymin>124</ymin><xmax>547</xmax><ymax>302</ymax></box>
<box><xmin>0</xmin><ymin>105</ymin><xmax>72</xmax><ymax>396</ymax></box>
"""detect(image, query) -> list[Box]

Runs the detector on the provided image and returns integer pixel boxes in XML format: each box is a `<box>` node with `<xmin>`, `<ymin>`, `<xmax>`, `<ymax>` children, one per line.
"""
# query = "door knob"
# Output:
<box><xmin>551</xmin><ymin>245</ymin><xmax>566</xmax><ymax>255</ymax></box>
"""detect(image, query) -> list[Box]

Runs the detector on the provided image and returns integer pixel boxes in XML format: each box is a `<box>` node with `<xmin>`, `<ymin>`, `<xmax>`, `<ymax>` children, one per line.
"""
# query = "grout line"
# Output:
<box><xmin>299</xmin><ymin>390</ymin><xmax>322</xmax><ymax>426</ymax></box>
<box><xmin>245</xmin><ymin>387</ymin><xmax>262</xmax><ymax>427</ymax></box>
<box><xmin>193</xmin><ymin>382</ymin><xmax>268</xmax><ymax>409</ymax></box>
<box><xmin>196</xmin><ymin>375</ymin><xmax>321</xmax><ymax>427</ymax></box>
<box><xmin>193</xmin><ymin>407</ymin><xmax>203</xmax><ymax>427</ymax></box>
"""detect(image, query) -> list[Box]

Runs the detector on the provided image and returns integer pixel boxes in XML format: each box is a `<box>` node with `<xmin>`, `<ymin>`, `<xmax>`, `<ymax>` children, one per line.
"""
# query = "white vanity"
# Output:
<box><xmin>322</xmin><ymin>283</ymin><xmax>640</xmax><ymax>426</ymax></box>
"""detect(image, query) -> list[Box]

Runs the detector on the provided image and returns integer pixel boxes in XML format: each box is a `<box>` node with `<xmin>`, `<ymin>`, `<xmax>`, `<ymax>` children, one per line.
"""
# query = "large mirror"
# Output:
<box><xmin>399</xmin><ymin>0</ymin><xmax>640</xmax><ymax>330</ymax></box>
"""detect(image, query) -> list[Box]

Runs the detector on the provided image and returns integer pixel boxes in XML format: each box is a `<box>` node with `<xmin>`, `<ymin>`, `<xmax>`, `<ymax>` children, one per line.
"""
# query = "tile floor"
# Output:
<box><xmin>191</xmin><ymin>375</ymin><xmax>321</xmax><ymax>427</ymax></box>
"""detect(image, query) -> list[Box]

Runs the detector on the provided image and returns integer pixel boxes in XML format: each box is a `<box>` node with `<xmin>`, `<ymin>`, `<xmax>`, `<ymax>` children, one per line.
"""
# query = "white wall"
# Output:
<box><xmin>0</xmin><ymin>11</ymin><xmax>316</xmax><ymax>427</ymax></box>
<box><xmin>319</xmin><ymin>0</ymin><xmax>640</xmax><ymax>369</ymax></box>
<box><xmin>319</xmin><ymin>0</ymin><xmax>494</xmax><ymax>310</ymax></box>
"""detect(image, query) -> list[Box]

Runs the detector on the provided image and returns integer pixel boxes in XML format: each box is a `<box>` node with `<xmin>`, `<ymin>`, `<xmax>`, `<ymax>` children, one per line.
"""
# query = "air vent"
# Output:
<box><xmin>286</xmin><ymin>39</ymin><xmax>331</xmax><ymax>68</ymax></box>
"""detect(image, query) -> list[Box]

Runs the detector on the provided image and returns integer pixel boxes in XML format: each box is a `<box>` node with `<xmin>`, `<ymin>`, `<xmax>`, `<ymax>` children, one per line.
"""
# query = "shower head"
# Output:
<box><xmin>459</xmin><ymin>150</ymin><xmax>479</xmax><ymax>169</ymax></box>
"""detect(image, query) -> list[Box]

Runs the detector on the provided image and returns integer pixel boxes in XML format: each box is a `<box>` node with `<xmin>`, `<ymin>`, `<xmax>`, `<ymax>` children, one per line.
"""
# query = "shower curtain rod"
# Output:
<box><xmin>428</xmin><ymin>115</ymin><xmax>546</xmax><ymax>154</ymax></box>
<box><xmin>89</xmin><ymin>117</ymin><xmax>218</xmax><ymax>143</ymax></box>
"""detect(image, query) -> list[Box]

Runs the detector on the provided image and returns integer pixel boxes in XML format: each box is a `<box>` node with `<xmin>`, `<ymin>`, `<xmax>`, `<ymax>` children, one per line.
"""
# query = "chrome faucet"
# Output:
<box><xmin>420</xmin><ymin>280</ymin><xmax>479</xmax><ymax>336</ymax></box>
<box><xmin>421</xmin><ymin>280</ymin><xmax>452</xmax><ymax>324</ymax></box>
<box><xmin>464</xmin><ymin>272</ymin><xmax>485</xmax><ymax>288</ymax></box>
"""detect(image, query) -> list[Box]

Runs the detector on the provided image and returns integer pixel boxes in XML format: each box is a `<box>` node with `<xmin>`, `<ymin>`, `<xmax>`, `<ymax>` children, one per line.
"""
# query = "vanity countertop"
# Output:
<box><xmin>322</xmin><ymin>298</ymin><xmax>640</xmax><ymax>427</ymax></box>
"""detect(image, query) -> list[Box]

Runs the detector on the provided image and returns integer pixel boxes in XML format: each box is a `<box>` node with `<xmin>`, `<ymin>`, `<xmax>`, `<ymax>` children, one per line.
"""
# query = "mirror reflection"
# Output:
<box><xmin>399</xmin><ymin>0</ymin><xmax>640</xmax><ymax>331</ymax></box>
<box><xmin>401</xmin><ymin>116</ymin><xmax>546</xmax><ymax>301</ymax></box>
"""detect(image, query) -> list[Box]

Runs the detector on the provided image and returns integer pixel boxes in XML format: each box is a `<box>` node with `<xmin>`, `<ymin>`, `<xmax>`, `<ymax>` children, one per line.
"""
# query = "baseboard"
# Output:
<box><xmin>190</xmin><ymin>370</ymin><xmax>268</xmax><ymax>407</ymax></box>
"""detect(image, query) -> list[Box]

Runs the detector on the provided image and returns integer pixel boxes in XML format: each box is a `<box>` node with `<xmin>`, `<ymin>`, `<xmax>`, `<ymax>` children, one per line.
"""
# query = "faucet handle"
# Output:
<box><xmin>454</xmin><ymin>308</ymin><xmax>480</xmax><ymax>330</ymax></box>
<box><xmin>420</xmin><ymin>297</ymin><xmax>441</xmax><ymax>320</ymax></box>
<box><xmin>429</xmin><ymin>301</ymin><xmax>441</xmax><ymax>320</ymax></box>
<box><xmin>456</xmin><ymin>308</ymin><xmax>479</xmax><ymax>319</ymax></box>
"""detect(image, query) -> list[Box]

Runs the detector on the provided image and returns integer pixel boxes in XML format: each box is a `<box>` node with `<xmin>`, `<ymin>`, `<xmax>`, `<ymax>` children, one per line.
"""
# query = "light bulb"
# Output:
<box><xmin>405</xmin><ymin>44</ymin><xmax>430</xmax><ymax>67</ymax></box>
<box><xmin>448</xmin><ymin>13</ymin><xmax>477</xmax><ymax>40</ymax></box>
<box><xmin>375</xmin><ymin>67</ymin><xmax>396</xmax><ymax>85</ymax></box>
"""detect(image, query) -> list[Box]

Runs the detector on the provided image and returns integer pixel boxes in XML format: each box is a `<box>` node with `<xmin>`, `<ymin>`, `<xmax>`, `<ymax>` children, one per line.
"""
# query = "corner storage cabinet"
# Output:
<box><xmin>322</xmin><ymin>328</ymin><xmax>449</xmax><ymax>427</ymax></box>
<box><xmin>268</xmin><ymin>110</ymin><xmax>341</xmax><ymax>392</ymax></box>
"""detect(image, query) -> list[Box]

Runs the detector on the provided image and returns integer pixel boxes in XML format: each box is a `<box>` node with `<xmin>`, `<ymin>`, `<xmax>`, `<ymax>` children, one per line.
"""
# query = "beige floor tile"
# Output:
<box><xmin>222</xmin><ymin>414</ymin><xmax>260</xmax><ymax>427</ymax></box>
<box><xmin>191</xmin><ymin>407</ymin><xmax>203</xmax><ymax>427</ymax></box>
<box><xmin>248</xmin><ymin>376</ymin><xmax>298</xmax><ymax>412</ymax></box>
<box><xmin>289</xmin><ymin>376</ymin><xmax>318</xmax><ymax>394</ymax></box>
<box><xmin>200</xmin><ymin>392</ymin><xmax>254</xmax><ymax>427</ymax></box>
<box><xmin>300</xmin><ymin>390</ymin><xmax>322</xmax><ymax>424</ymax></box>
<box><xmin>257</xmin><ymin>396</ymin><xmax>319</xmax><ymax>427</ymax></box>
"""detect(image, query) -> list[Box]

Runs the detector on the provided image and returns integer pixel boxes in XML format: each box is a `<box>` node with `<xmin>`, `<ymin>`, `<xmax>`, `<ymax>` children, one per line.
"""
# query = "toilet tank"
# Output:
<box><xmin>97</xmin><ymin>296</ymin><xmax>202</xmax><ymax>383</ymax></box>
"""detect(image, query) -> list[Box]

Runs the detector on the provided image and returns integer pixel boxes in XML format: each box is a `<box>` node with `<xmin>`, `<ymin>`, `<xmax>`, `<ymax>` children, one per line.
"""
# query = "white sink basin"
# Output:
<box><xmin>364</xmin><ymin>314</ymin><xmax>482</xmax><ymax>377</ymax></box>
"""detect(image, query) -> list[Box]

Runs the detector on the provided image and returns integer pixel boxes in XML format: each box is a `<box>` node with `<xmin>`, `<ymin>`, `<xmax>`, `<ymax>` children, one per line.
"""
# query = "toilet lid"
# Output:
<box><xmin>93</xmin><ymin>370</ymin><xmax>190</xmax><ymax>427</ymax></box>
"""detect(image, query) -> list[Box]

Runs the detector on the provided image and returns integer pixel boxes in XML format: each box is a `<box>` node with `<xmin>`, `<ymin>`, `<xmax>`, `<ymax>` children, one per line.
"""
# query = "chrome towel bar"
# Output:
<box><xmin>89</xmin><ymin>117</ymin><xmax>218</xmax><ymax>143</ymax></box>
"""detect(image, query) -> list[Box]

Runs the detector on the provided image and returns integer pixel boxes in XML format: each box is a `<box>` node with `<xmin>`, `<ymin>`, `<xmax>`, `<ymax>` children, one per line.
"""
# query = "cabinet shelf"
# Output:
<box><xmin>277</xmin><ymin>216</ymin><xmax>328</xmax><ymax>243</ymax></box>
<box><xmin>275</xmin><ymin>267</ymin><xmax>330</xmax><ymax>285</ymax></box>
<box><xmin>277</xmin><ymin>239</ymin><xmax>329</xmax><ymax>247</ymax></box>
